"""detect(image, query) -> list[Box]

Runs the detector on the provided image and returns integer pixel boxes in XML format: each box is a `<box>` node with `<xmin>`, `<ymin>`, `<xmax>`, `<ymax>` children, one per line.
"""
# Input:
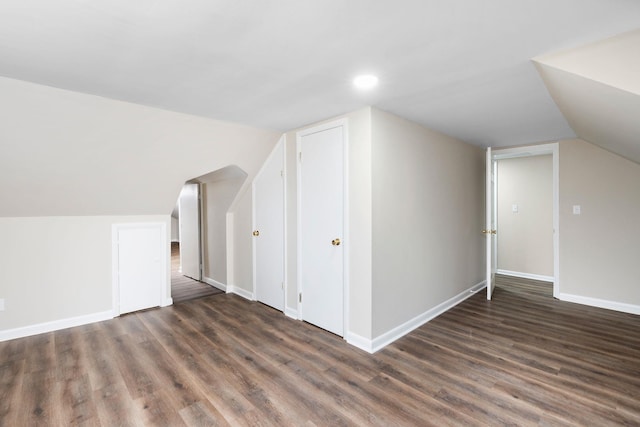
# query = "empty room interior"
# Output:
<box><xmin>1</xmin><ymin>1</ymin><xmax>640</xmax><ymax>425</ymax></box>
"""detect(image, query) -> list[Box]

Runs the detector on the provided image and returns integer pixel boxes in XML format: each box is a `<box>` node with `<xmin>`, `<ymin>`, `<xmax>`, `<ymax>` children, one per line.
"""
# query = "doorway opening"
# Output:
<box><xmin>171</xmin><ymin>240</ymin><xmax>221</xmax><ymax>303</ymax></box>
<box><xmin>171</xmin><ymin>165</ymin><xmax>247</xmax><ymax>303</ymax></box>
<box><xmin>490</xmin><ymin>143</ymin><xmax>559</xmax><ymax>299</ymax></box>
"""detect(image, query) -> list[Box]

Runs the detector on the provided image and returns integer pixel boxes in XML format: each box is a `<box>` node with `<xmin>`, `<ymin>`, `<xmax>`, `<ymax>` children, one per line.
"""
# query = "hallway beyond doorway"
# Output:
<box><xmin>171</xmin><ymin>242</ymin><xmax>222</xmax><ymax>303</ymax></box>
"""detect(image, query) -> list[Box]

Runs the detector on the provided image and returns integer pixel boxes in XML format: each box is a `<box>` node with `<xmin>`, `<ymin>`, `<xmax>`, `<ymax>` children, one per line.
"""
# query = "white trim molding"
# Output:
<box><xmin>492</xmin><ymin>142</ymin><xmax>560</xmax><ymax>298</ymax></box>
<box><xmin>344</xmin><ymin>331</ymin><xmax>372</xmax><ymax>353</ymax></box>
<box><xmin>558</xmin><ymin>293</ymin><xmax>640</xmax><ymax>315</ymax></box>
<box><xmin>347</xmin><ymin>280</ymin><xmax>487</xmax><ymax>353</ymax></box>
<box><xmin>284</xmin><ymin>306</ymin><xmax>298</xmax><ymax>320</ymax></box>
<box><xmin>0</xmin><ymin>310</ymin><xmax>114</xmax><ymax>342</ymax></box>
<box><xmin>497</xmin><ymin>269</ymin><xmax>554</xmax><ymax>283</ymax></box>
<box><xmin>227</xmin><ymin>285</ymin><xmax>255</xmax><ymax>301</ymax></box>
<box><xmin>204</xmin><ymin>276</ymin><xmax>227</xmax><ymax>292</ymax></box>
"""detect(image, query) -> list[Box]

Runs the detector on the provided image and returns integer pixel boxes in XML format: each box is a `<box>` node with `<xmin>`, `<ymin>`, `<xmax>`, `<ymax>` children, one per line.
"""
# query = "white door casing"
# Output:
<box><xmin>113</xmin><ymin>223</ymin><xmax>166</xmax><ymax>315</ymax></box>
<box><xmin>253</xmin><ymin>136</ymin><xmax>286</xmax><ymax>311</ymax></box>
<box><xmin>485</xmin><ymin>147</ymin><xmax>497</xmax><ymax>300</ymax></box>
<box><xmin>491</xmin><ymin>143</ymin><xmax>560</xmax><ymax>298</ymax></box>
<box><xmin>179</xmin><ymin>183</ymin><xmax>201</xmax><ymax>280</ymax></box>
<box><xmin>297</xmin><ymin>121</ymin><xmax>346</xmax><ymax>336</ymax></box>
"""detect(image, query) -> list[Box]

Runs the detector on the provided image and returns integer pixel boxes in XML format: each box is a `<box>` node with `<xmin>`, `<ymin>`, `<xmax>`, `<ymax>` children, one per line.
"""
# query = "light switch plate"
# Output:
<box><xmin>512</xmin><ymin>204</ymin><xmax>518</xmax><ymax>213</ymax></box>
<box><xmin>573</xmin><ymin>205</ymin><xmax>581</xmax><ymax>215</ymax></box>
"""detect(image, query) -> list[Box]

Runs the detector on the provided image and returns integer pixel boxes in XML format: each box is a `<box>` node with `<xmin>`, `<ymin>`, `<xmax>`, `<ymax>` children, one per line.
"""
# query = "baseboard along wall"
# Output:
<box><xmin>346</xmin><ymin>280</ymin><xmax>487</xmax><ymax>353</ymax></box>
<box><xmin>496</xmin><ymin>269</ymin><xmax>554</xmax><ymax>283</ymax></box>
<box><xmin>0</xmin><ymin>310</ymin><xmax>114</xmax><ymax>342</ymax></box>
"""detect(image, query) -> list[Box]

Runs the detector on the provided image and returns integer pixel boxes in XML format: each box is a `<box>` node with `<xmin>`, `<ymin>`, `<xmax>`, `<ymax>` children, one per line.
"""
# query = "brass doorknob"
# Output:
<box><xmin>253</xmin><ymin>230</ymin><xmax>260</xmax><ymax>237</ymax></box>
<box><xmin>332</xmin><ymin>238</ymin><xmax>341</xmax><ymax>246</ymax></box>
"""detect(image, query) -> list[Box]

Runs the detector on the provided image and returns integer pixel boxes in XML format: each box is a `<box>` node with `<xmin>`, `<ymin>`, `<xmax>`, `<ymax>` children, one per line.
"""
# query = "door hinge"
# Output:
<box><xmin>299</xmin><ymin>293</ymin><xmax>302</xmax><ymax>303</ymax></box>
<box><xmin>298</xmin><ymin>152</ymin><xmax>302</xmax><ymax>162</ymax></box>
<box><xmin>281</xmin><ymin>282</ymin><xmax>284</xmax><ymax>290</ymax></box>
<box><xmin>280</xmin><ymin>169</ymin><xmax>284</xmax><ymax>178</ymax></box>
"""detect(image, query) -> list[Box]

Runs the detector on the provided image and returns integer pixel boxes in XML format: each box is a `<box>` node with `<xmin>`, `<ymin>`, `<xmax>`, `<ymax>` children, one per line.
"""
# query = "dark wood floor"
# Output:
<box><xmin>171</xmin><ymin>242</ymin><xmax>223</xmax><ymax>303</ymax></box>
<box><xmin>495</xmin><ymin>273</ymin><xmax>553</xmax><ymax>297</ymax></box>
<box><xmin>2</xmin><ymin>276</ymin><xmax>640</xmax><ymax>426</ymax></box>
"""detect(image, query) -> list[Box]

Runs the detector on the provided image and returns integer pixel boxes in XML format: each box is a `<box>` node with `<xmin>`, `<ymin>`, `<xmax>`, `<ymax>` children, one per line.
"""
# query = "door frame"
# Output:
<box><xmin>296</xmin><ymin>118</ymin><xmax>349</xmax><ymax>336</ymax></box>
<box><xmin>252</xmin><ymin>135</ymin><xmax>287</xmax><ymax>312</ymax></box>
<box><xmin>490</xmin><ymin>142</ymin><xmax>559</xmax><ymax>298</ymax></box>
<box><xmin>111</xmin><ymin>222</ymin><xmax>170</xmax><ymax>316</ymax></box>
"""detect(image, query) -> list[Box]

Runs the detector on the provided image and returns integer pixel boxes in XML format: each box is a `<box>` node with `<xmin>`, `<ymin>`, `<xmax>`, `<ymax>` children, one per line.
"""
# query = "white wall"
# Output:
<box><xmin>496</xmin><ymin>155</ymin><xmax>553</xmax><ymax>277</ymax></box>
<box><xmin>202</xmin><ymin>171</ymin><xmax>246</xmax><ymax>284</ymax></box>
<box><xmin>170</xmin><ymin>216</ymin><xmax>180</xmax><ymax>242</ymax></box>
<box><xmin>0</xmin><ymin>76</ymin><xmax>279</xmax><ymax>217</ymax></box>
<box><xmin>229</xmin><ymin>187</ymin><xmax>254</xmax><ymax>296</ymax></box>
<box><xmin>371</xmin><ymin>108</ymin><xmax>485</xmax><ymax>338</ymax></box>
<box><xmin>0</xmin><ymin>215</ymin><xmax>169</xmax><ymax>334</ymax></box>
<box><xmin>559</xmin><ymin>139</ymin><xmax>640</xmax><ymax>309</ymax></box>
<box><xmin>0</xmin><ymin>76</ymin><xmax>278</xmax><ymax>336</ymax></box>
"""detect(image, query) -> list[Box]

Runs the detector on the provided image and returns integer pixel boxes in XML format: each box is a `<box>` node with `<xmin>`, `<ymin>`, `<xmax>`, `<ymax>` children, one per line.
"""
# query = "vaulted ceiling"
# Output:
<box><xmin>1</xmin><ymin>0</ymin><xmax>639</xmax><ymax>158</ymax></box>
<box><xmin>535</xmin><ymin>29</ymin><xmax>640</xmax><ymax>163</ymax></box>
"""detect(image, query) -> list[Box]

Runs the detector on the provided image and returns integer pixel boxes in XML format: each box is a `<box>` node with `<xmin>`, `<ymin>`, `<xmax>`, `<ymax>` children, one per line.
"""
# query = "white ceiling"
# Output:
<box><xmin>1</xmin><ymin>0</ymin><xmax>639</xmax><ymax>149</ymax></box>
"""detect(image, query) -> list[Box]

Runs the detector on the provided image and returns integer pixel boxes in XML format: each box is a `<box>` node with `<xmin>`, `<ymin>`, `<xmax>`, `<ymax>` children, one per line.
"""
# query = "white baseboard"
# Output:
<box><xmin>497</xmin><ymin>269</ymin><xmax>554</xmax><ymax>283</ymax></box>
<box><xmin>0</xmin><ymin>310</ymin><xmax>114</xmax><ymax>342</ymax></box>
<box><xmin>347</xmin><ymin>280</ymin><xmax>487</xmax><ymax>354</ymax></box>
<box><xmin>558</xmin><ymin>293</ymin><xmax>640</xmax><ymax>315</ymax></box>
<box><xmin>203</xmin><ymin>276</ymin><xmax>227</xmax><ymax>292</ymax></box>
<box><xmin>161</xmin><ymin>297</ymin><xmax>173</xmax><ymax>307</ymax></box>
<box><xmin>284</xmin><ymin>306</ymin><xmax>298</xmax><ymax>320</ymax></box>
<box><xmin>227</xmin><ymin>285</ymin><xmax>255</xmax><ymax>301</ymax></box>
<box><xmin>345</xmin><ymin>331</ymin><xmax>374</xmax><ymax>353</ymax></box>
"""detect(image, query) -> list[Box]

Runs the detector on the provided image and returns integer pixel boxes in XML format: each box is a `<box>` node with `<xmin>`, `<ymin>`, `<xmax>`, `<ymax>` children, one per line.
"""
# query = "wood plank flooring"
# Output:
<box><xmin>495</xmin><ymin>273</ymin><xmax>553</xmax><ymax>297</ymax></box>
<box><xmin>171</xmin><ymin>242</ymin><xmax>223</xmax><ymax>303</ymax></box>
<box><xmin>2</xmin><ymin>277</ymin><xmax>640</xmax><ymax>426</ymax></box>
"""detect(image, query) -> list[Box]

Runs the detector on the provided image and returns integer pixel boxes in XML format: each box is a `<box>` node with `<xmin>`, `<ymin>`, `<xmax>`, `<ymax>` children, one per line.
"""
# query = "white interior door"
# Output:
<box><xmin>116</xmin><ymin>225</ymin><xmax>163</xmax><ymax>314</ymax></box>
<box><xmin>253</xmin><ymin>137</ymin><xmax>285</xmax><ymax>311</ymax></box>
<box><xmin>485</xmin><ymin>147</ymin><xmax>497</xmax><ymax>299</ymax></box>
<box><xmin>298</xmin><ymin>123</ymin><xmax>345</xmax><ymax>336</ymax></box>
<box><xmin>179</xmin><ymin>183</ymin><xmax>201</xmax><ymax>280</ymax></box>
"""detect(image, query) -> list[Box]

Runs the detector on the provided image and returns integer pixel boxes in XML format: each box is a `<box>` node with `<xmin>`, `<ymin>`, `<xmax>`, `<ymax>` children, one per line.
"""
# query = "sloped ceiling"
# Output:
<box><xmin>1</xmin><ymin>0</ymin><xmax>639</xmax><ymax>149</ymax></box>
<box><xmin>534</xmin><ymin>30</ymin><xmax>640</xmax><ymax>164</ymax></box>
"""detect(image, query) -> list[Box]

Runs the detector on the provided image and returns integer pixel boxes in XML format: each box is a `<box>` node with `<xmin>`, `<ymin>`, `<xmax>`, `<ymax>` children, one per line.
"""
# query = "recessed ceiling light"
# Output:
<box><xmin>353</xmin><ymin>74</ymin><xmax>379</xmax><ymax>90</ymax></box>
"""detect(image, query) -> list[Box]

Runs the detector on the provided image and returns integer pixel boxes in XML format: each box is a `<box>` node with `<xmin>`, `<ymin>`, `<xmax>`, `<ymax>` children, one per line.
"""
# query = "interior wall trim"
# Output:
<box><xmin>558</xmin><ymin>293</ymin><xmax>640</xmax><ymax>315</ymax></box>
<box><xmin>0</xmin><ymin>310</ymin><xmax>114</xmax><ymax>342</ymax></box>
<box><xmin>284</xmin><ymin>306</ymin><xmax>298</xmax><ymax>320</ymax></box>
<box><xmin>203</xmin><ymin>276</ymin><xmax>227</xmax><ymax>292</ymax></box>
<box><xmin>347</xmin><ymin>280</ymin><xmax>487</xmax><ymax>353</ymax></box>
<box><xmin>497</xmin><ymin>269</ymin><xmax>554</xmax><ymax>283</ymax></box>
<box><xmin>227</xmin><ymin>285</ymin><xmax>255</xmax><ymax>301</ymax></box>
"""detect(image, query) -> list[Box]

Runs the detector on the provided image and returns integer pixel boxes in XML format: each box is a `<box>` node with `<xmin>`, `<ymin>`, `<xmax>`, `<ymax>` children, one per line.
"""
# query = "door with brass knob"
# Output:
<box><xmin>298</xmin><ymin>121</ymin><xmax>345</xmax><ymax>337</ymax></box>
<box><xmin>253</xmin><ymin>136</ymin><xmax>285</xmax><ymax>312</ymax></box>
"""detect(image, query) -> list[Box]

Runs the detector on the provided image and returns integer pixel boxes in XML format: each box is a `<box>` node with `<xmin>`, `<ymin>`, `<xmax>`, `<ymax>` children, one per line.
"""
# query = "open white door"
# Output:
<box><xmin>298</xmin><ymin>121</ymin><xmax>345</xmax><ymax>336</ymax></box>
<box><xmin>485</xmin><ymin>147</ymin><xmax>497</xmax><ymax>299</ymax></box>
<box><xmin>179</xmin><ymin>183</ymin><xmax>201</xmax><ymax>281</ymax></box>
<box><xmin>253</xmin><ymin>137</ymin><xmax>285</xmax><ymax>311</ymax></box>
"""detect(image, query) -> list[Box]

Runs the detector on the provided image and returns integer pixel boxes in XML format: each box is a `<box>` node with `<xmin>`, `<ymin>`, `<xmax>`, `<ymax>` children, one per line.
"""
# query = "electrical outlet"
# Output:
<box><xmin>0</xmin><ymin>299</ymin><xmax>4</xmax><ymax>311</ymax></box>
<box><xmin>573</xmin><ymin>205</ymin><xmax>581</xmax><ymax>215</ymax></box>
